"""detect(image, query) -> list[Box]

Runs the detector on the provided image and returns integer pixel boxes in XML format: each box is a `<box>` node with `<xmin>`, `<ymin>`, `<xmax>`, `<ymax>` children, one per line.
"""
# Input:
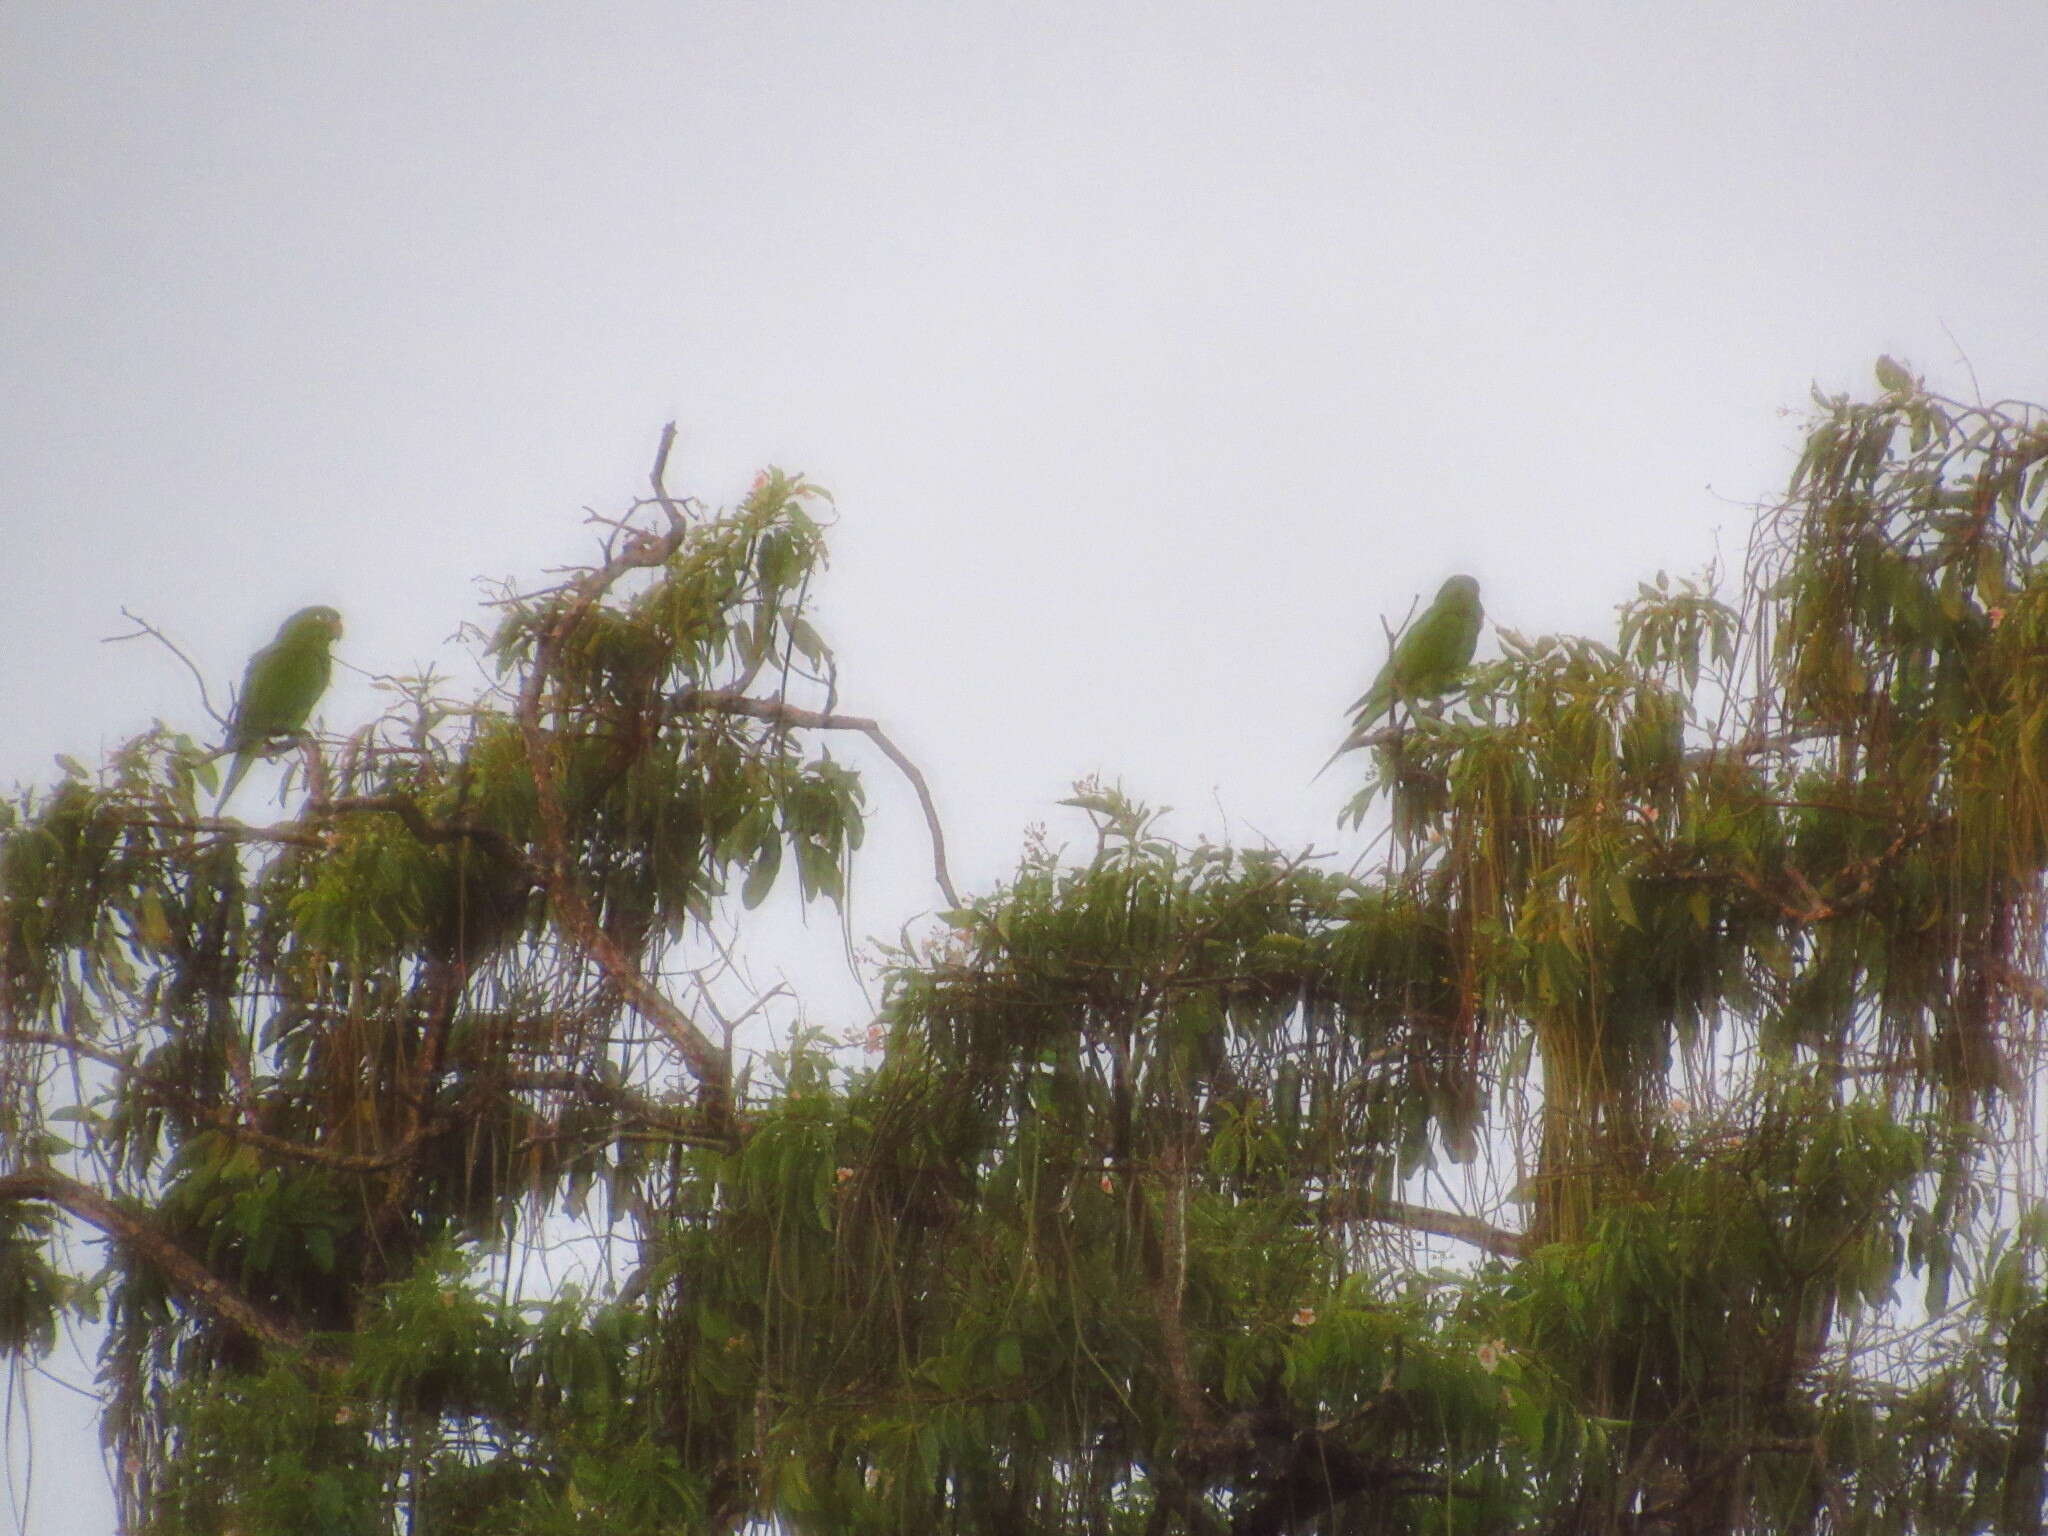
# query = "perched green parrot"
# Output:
<box><xmin>216</xmin><ymin>606</ymin><xmax>344</xmax><ymax>808</ymax></box>
<box><xmin>1319</xmin><ymin>575</ymin><xmax>1483</xmax><ymax>774</ymax></box>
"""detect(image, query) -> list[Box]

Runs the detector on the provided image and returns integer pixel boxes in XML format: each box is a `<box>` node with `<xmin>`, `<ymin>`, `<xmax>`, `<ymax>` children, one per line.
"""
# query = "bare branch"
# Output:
<box><xmin>1319</xmin><ymin>1190</ymin><xmax>1527</xmax><ymax>1260</ymax></box>
<box><xmin>106</xmin><ymin>608</ymin><xmax>224</xmax><ymax>728</ymax></box>
<box><xmin>110</xmin><ymin>810</ymin><xmax>327</xmax><ymax>851</ymax></box>
<box><xmin>647</xmin><ymin>420</ymin><xmax>688</xmax><ymax>531</ymax></box>
<box><xmin>675</xmin><ymin>689</ymin><xmax>962</xmax><ymax>909</ymax></box>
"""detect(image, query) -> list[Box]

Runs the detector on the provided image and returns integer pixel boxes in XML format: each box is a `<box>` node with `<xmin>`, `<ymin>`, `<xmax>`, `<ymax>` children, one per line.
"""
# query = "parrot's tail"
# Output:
<box><xmin>1312</xmin><ymin>737</ymin><xmax>1356</xmax><ymax>782</ymax></box>
<box><xmin>215</xmin><ymin>750</ymin><xmax>255</xmax><ymax>810</ymax></box>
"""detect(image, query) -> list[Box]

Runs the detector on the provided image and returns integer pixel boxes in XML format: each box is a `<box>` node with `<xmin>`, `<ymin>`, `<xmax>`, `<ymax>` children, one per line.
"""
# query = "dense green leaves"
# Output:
<box><xmin>9</xmin><ymin>382</ymin><xmax>2048</xmax><ymax>1532</ymax></box>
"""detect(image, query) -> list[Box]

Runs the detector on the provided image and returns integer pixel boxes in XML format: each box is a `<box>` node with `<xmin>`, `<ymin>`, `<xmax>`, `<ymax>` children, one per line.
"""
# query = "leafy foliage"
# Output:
<box><xmin>7</xmin><ymin>374</ymin><xmax>2048</xmax><ymax>1533</ymax></box>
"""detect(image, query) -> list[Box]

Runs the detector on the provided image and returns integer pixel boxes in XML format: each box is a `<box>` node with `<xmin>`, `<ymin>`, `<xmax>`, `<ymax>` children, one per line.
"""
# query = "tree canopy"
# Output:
<box><xmin>7</xmin><ymin>375</ymin><xmax>2048</xmax><ymax>1534</ymax></box>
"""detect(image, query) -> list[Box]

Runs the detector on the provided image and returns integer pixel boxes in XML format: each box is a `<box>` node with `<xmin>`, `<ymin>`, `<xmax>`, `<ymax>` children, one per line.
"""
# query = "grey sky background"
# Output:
<box><xmin>5</xmin><ymin>4</ymin><xmax>2046</xmax><ymax>1529</ymax></box>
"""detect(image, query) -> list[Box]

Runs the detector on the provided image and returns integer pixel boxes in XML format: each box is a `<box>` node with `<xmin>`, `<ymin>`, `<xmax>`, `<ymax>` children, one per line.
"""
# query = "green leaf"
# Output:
<box><xmin>742</xmin><ymin>836</ymin><xmax>782</xmax><ymax>909</ymax></box>
<box><xmin>788</xmin><ymin>616</ymin><xmax>831</xmax><ymax>668</ymax></box>
<box><xmin>1687</xmin><ymin>889</ymin><xmax>1711</xmax><ymax>929</ymax></box>
<box><xmin>994</xmin><ymin>1334</ymin><xmax>1023</xmax><ymax>1378</ymax></box>
<box><xmin>1606</xmin><ymin>869</ymin><xmax>1639</xmax><ymax>930</ymax></box>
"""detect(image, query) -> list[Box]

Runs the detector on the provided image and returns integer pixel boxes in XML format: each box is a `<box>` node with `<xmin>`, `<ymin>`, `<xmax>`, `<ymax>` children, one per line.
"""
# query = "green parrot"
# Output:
<box><xmin>216</xmin><ymin>605</ymin><xmax>344</xmax><ymax>808</ymax></box>
<box><xmin>1320</xmin><ymin>574</ymin><xmax>1483</xmax><ymax>774</ymax></box>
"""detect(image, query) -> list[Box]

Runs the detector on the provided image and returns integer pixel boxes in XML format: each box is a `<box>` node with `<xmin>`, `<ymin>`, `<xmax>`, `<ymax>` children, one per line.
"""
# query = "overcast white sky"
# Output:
<box><xmin>6</xmin><ymin>3</ymin><xmax>2047</xmax><ymax>1529</ymax></box>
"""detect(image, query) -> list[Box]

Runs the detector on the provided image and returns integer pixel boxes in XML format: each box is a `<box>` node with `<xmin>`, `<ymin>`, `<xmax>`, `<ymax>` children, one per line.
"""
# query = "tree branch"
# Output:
<box><xmin>647</xmin><ymin>420</ymin><xmax>689</xmax><ymax>531</ymax></box>
<box><xmin>316</xmin><ymin>793</ymin><xmax>532</xmax><ymax>869</ymax></box>
<box><xmin>1318</xmin><ymin>1190</ymin><xmax>1527</xmax><ymax>1260</ymax></box>
<box><xmin>513</xmin><ymin>433</ymin><xmax>732</xmax><ymax>1120</ymax></box>
<box><xmin>105</xmin><ymin>608</ymin><xmax>224</xmax><ymax>728</ymax></box>
<box><xmin>675</xmin><ymin>689</ymin><xmax>962</xmax><ymax>909</ymax></box>
<box><xmin>0</xmin><ymin>1030</ymin><xmax>444</xmax><ymax>1174</ymax></box>
<box><xmin>0</xmin><ymin>1166</ymin><xmax>309</xmax><ymax>1355</ymax></box>
<box><xmin>110</xmin><ymin>810</ymin><xmax>327</xmax><ymax>851</ymax></box>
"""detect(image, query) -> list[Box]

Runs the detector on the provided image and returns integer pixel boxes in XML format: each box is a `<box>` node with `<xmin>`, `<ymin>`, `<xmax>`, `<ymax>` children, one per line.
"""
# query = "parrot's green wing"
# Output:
<box><xmin>217</xmin><ymin>606</ymin><xmax>344</xmax><ymax>808</ymax></box>
<box><xmin>1319</xmin><ymin>575</ymin><xmax>1482</xmax><ymax>775</ymax></box>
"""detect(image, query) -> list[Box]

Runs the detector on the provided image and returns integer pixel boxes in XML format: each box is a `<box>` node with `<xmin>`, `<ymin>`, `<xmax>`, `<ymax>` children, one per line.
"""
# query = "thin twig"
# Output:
<box><xmin>1938</xmin><ymin>318</ymin><xmax>1984</xmax><ymax>407</ymax></box>
<box><xmin>106</xmin><ymin>608</ymin><xmax>223</xmax><ymax>727</ymax></box>
<box><xmin>674</xmin><ymin>689</ymin><xmax>963</xmax><ymax>909</ymax></box>
<box><xmin>111</xmin><ymin>811</ymin><xmax>327</xmax><ymax>851</ymax></box>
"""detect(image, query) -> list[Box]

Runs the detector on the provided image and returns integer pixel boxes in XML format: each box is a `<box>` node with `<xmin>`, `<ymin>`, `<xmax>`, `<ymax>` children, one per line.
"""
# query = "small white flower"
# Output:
<box><xmin>1477</xmin><ymin>1339</ymin><xmax>1506</xmax><ymax>1373</ymax></box>
<box><xmin>1293</xmin><ymin>1306</ymin><xmax>1317</xmax><ymax>1328</ymax></box>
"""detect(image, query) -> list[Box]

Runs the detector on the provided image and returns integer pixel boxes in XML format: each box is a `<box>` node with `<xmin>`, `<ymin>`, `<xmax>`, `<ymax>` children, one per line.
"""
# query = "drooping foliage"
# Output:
<box><xmin>5</xmin><ymin>373</ymin><xmax>2048</xmax><ymax>1534</ymax></box>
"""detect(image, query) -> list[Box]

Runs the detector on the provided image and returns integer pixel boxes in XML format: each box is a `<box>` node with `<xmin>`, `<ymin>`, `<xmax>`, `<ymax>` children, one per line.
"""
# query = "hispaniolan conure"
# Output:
<box><xmin>1319</xmin><ymin>575</ymin><xmax>1483</xmax><ymax>774</ymax></box>
<box><xmin>216</xmin><ymin>606</ymin><xmax>344</xmax><ymax>808</ymax></box>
